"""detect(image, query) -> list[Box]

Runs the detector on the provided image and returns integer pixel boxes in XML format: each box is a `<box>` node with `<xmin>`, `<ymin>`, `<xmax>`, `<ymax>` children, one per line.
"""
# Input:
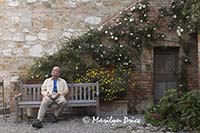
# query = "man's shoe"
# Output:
<box><xmin>49</xmin><ymin>114</ymin><xmax>58</xmax><ymax>123</ymax></box>
<box><xmin>32</xmin><ymin>119</ymin><xmax>43</xmax><ymax>128</ymax></box>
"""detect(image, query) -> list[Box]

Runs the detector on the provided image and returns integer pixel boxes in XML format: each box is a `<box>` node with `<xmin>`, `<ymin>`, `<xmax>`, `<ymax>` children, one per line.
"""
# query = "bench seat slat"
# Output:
<box><xmin>68</xmin><ymin>100</ymin><xmax>97</xmax><ymax>104</ymax></box>
<box><xmin>67</xmin><ymin>103</ymin><xmax>97</xmax><ymax>107</ymax></box>
<box><xmin>18</xmin><ymin>100</ymin><xmax>98</xmax><ymax>108</ymax></box>
<box><xmin>18</xmin><ymin>100</ymin><xmax>97</xmax><ymax>105</ymax></box>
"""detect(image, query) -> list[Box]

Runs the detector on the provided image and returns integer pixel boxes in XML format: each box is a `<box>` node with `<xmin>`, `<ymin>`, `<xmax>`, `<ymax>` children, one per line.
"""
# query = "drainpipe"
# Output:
<box><xmin>198</xmin><ymin>34</ymin><xmax>200</xmax><ymax>90</ymax></box>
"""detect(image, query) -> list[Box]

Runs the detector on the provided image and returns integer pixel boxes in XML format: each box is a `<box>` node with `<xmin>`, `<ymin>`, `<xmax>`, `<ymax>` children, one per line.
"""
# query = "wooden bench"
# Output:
<box><xmin>14</xmin><ymin>82</ymin><xmax>100</xmax><ymax>122</ymax></box>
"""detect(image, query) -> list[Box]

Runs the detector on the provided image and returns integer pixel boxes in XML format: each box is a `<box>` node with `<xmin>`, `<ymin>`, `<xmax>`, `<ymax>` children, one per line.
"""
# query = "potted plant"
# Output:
<box><xmin>74</xmin><ymin>67</ymin><xmax>133</xmax><ymax>115</ymax></box>
<box><xmin>147</xmin><ymin>105</ymin><xmax>163</xmax><ymax>120</ymax></box>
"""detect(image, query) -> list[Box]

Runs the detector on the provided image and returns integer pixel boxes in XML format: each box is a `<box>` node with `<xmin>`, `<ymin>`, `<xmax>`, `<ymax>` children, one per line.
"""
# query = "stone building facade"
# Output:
<box><xmin>0</xmin><ymin>0</ymin><xmax>199</xmax><ymax>113</ymax></box>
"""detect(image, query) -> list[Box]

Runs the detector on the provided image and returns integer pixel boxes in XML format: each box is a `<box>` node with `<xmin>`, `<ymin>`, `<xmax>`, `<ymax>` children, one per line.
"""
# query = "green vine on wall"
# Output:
<box><xmin>24</xmin><ymin>0</ymin><xmax>200</xmax><ymax>101</ymax></box>
<box><xmin>163</xmin><ymin>0</ymin><xmax>199</xmax><ymax>91</ymax></box>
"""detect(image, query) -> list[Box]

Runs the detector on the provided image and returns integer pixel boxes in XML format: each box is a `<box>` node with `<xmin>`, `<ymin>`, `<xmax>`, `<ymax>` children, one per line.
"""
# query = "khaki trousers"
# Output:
<box><xmin>37</xmin><ymin>95</ymin><xmax>67</xmax><ymax>121</ymax></box>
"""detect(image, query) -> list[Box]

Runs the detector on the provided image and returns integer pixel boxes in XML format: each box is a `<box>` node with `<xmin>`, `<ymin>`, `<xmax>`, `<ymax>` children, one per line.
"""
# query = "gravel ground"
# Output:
<box><xmin>0</xmin><ymin>113</ymin><xmax>190</xmax><ymax>133</ymax></box>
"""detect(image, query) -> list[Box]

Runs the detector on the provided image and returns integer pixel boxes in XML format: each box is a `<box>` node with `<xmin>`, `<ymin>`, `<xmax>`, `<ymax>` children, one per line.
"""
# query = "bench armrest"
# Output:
<box><xmin>14</xmin><ymin>93</ymin><xmax>23</xmax><ymax>100</ymax></box>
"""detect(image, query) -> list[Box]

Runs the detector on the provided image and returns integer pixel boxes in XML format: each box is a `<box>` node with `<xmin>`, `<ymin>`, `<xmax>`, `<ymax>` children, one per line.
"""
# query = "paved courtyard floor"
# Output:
<box><xmin>0</xmin><ymin>113</ymin><xmax>193</xmax><ymax>133</ymax></box>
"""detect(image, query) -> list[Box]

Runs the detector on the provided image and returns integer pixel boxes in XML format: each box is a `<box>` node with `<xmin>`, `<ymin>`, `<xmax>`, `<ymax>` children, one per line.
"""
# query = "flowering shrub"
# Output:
<box><xmin>75</xmin><ymin>68</ymin><xmax>134</xmax><ymax>101</ymax></box>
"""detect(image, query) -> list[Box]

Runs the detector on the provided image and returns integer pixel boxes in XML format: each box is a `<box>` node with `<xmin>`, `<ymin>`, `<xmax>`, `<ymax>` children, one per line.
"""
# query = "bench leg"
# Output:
<box><xmin>20</xmin><ymin>108</ymin><xmax>23</xmax><ymax>121</ymax></box>
<box><xmin>96</xmin><ymin>97</ymin><xmax>100</xmax><ymax>116</ymax></box>
<box><xmin>14</xmin><ymin>99</ymin><xmax>19</xmax><ymax>122</ymax></box>
<box><xmin>96</xmin><ymin>104</ymin><xmax>100</xmax><ymax>116</ymax></box>
<box><xmin>15</xmin><ymin>107</ymin><xmax>19</xmax><ymax>122</ymax></box>
<box><xmin>97</xmin><ymin>106</ymin><xmax>100</xmax><ymax>116</ymax></box>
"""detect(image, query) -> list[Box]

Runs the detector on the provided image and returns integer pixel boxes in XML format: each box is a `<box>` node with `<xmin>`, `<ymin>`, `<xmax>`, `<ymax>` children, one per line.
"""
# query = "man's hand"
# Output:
<box><xmin>47</xmin><ymin>92</ymin><xmax>53</xmax><ymax>99</ymax></box>
<box><xmin>51</xmin><ymin>92</ymin><xmax>60</xmax><ymax>100</ymax></box>
<box><xmin>46</xmin><ymin>92</ymin><xmax>60</xmax><ymax>100</ymax></box>
<box><xmin>54</xmin><ymin>93</ymin><xmax>60</xmax><ymax>100</ymax></box>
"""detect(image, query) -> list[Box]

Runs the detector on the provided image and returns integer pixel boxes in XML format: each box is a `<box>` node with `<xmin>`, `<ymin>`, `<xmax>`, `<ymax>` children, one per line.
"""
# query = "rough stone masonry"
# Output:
<box><xmin>0</xmin><ymin>0</ymin><xmax>135</xmax><ymax>103</ymax></box>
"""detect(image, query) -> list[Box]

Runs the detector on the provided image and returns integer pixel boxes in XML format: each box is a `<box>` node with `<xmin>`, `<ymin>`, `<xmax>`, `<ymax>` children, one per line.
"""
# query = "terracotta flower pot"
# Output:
<box><xmin>148</xmin><ymin>112</ymin><xmax>163</xmax><ymax>120</ymax></box>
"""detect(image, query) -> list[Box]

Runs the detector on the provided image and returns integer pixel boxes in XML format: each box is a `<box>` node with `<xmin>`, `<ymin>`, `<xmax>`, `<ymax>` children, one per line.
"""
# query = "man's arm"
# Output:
<box><xmin>41</xmin><ymin>79</ymin><xmax>48</xmax><ymax>96</ymax></box>
<box><xmin>60</xmin><ymin>79</ymin><xmax>69</xmax><ymax>97</ymax></box>
<box><xmin>41</xmin><ymin>79</ymin><xmax>53</xmax><ymax>99</ymax></box>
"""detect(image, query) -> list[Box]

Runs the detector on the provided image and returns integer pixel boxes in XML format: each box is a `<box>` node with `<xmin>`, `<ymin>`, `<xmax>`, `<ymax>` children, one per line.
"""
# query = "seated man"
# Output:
<box><xmin>32</xmin><ymin>66</ymin><xmax>69</xmax><ymax>128</ymax></box>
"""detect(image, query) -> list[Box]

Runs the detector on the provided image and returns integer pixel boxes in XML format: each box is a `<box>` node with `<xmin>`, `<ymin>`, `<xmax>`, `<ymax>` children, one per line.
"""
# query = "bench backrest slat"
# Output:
<box><xmin>79</xmin><ymin>85</ymin><xmax>82</xmax><ymax>100</ymax></box>
<box><xmin>37</xmin><ymin>87</ymin><xmax>41</xmax><ymax>101</ymax></box>
<box><xmin>83</xmin><ymin>86</ymin><xmax>86</xmax><ymax>100</ymax></box>
<box><xmin>92</xmin><ymin>85</ymin><xmax>95</xmax><ymax>100</ymax></box>
<box><xmin>29</xmin><ymin>87</ymin><xmax>32</xmax><ymax>101</ymax></box>
<box><xmin>75</xmin><ymin>86</ymin><xmax>78</xmax><ymax>100</ymax></box>
<box><xmin>67</xmin><ymin>84</ymin><xmax>74</xmax><ymax>100</ymax></box>
<box><xmin>24</xmin><ymin>87</ymin><xmax>28</xmax><ymax>101</ymax></box>
<box><xmin>20</xmin><ymin>83</ymin><xmax>99</xmax><ymax>101</ymax></box>
<box><xmin>33</xmin><ymin>87</ymin><xmax>36</xmax><ymax>101</ymax></box>
<box><xmin>88</xmin><ymin>86</ymin><xmax>91</xmax><ymax>100</ymax></box>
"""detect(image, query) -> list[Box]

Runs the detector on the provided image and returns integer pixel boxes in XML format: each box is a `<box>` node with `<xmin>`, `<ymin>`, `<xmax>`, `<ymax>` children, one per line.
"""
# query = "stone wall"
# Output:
<box><xmin>198</xmin><ymin>34</ymin><xmax>200</xmax><ymax>90</ymax></box>
<box><xmin>0</xmin><ymin>0</ymin><xmax>136</xmax><ymax>104</ymax></box>
<box><xmin>188</xmin><ymin>34</ymin><xmax>198</xmax><ymax>89</ymax></box>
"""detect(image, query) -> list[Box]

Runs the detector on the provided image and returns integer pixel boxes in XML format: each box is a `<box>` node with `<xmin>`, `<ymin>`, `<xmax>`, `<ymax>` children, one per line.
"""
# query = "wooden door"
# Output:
<box><xmin>154</xmin><ymin>47</ymin><xmax>179</xmax><ymax>102</ymax></box>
